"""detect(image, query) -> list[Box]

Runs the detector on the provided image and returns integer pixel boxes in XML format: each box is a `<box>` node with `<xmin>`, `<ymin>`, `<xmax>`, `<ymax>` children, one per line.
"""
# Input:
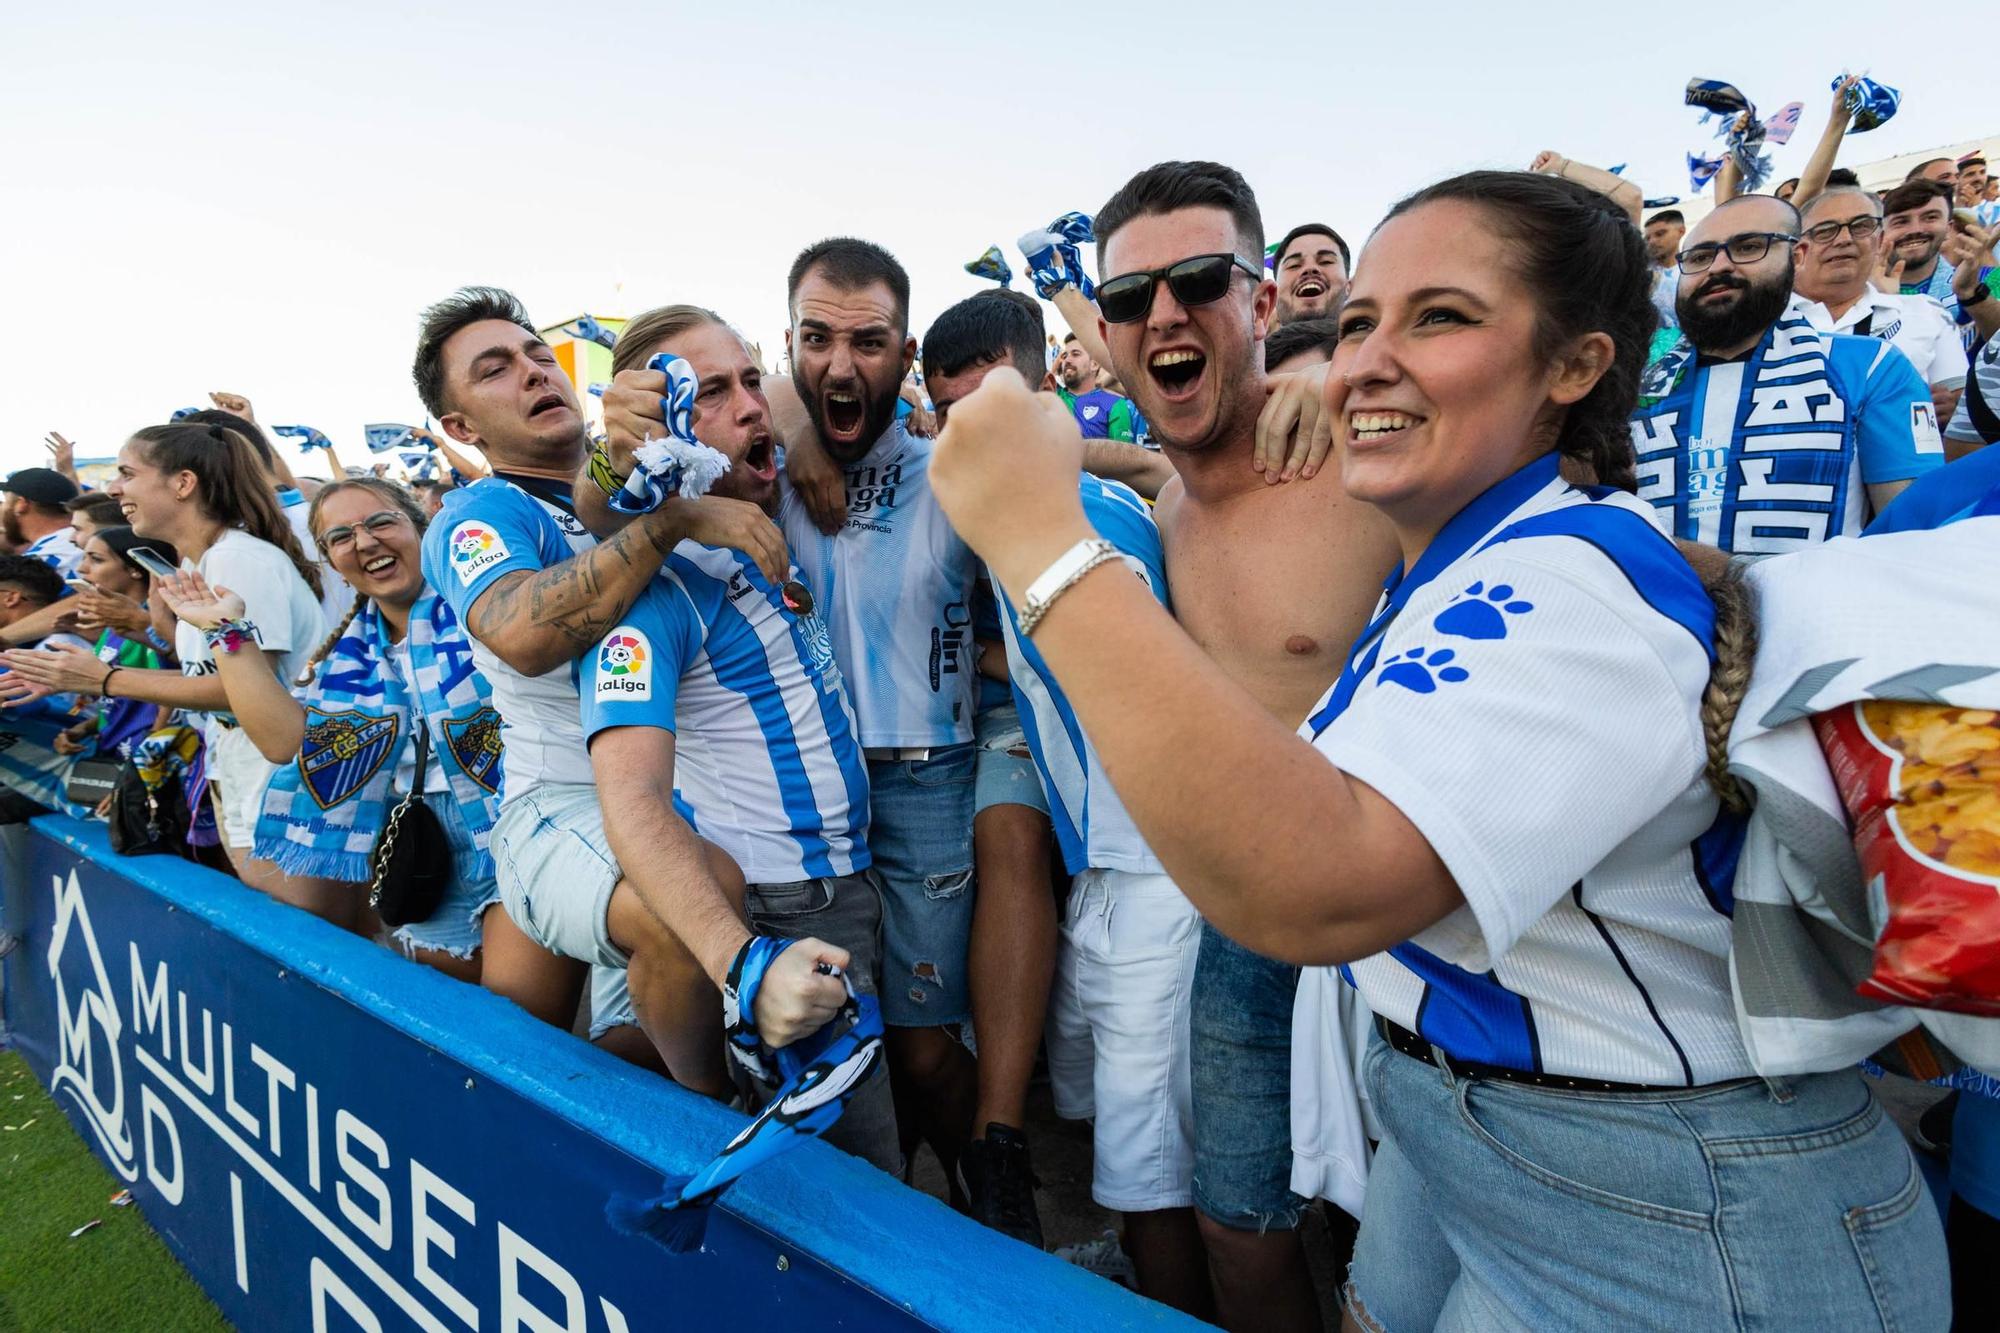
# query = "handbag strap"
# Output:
<box><xmin>410</xmin><ymin>717</ymin><xmax>431</xmax><ymax>799</ymax></box>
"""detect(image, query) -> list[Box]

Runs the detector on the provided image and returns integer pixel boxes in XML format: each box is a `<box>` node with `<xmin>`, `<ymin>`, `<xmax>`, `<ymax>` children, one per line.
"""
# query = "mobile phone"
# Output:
<box><xmin>126</xmin><ymin>546</ymin><xmax>182</xmax><ymax>581</ymax></box>
<box><xmin>1952</xmin><ymin>208</ymin><xmax>1981</xmax><ymax>231</ymax></box>
<box><xmin>64</xmin><ymin>577</ymin><xmax>94</xmax><ymax>594</ymax></box>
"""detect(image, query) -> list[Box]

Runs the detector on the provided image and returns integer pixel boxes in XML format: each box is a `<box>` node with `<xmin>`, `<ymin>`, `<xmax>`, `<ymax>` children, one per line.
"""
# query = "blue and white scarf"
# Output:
<box><xmin>605</xmin><ymin>354</ymin><xmax>732</xmax><ymax>515</ymax></box>
<box><xmin>254</xmin><ymin>592</ymin><xmax>502</xmax><ymax>882</ymax></box>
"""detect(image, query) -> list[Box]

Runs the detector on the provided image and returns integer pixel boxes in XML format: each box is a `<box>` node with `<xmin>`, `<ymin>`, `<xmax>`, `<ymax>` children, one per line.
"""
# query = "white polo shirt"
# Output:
<box><xmin>1796</xmin><ymin>284</ymin><xmax>1969</xmax><ymax>390</ymax></box>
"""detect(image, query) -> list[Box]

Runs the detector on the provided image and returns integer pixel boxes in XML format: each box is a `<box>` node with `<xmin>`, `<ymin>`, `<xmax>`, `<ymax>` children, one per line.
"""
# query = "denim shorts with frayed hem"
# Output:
<box><xmin>867</xmin><ymin>745</ymin><xmax>976</xmax><ymax>1027</ymax></box>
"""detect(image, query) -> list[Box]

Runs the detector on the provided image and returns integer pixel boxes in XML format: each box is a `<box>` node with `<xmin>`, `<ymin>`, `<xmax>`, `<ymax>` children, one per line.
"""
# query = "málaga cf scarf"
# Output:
<box><xmin>254</xmin><ymin>592</ymin><xmax>501</xmax><ymax>882</ymax></box>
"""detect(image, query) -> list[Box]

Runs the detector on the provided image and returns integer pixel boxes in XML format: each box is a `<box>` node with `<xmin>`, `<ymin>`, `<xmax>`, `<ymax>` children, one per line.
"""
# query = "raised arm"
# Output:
<box><xmin>1791</xmin><ymin>76</ymin><xmax>1859</xmax><ymax>211</ymax></box>
<box><xmin>154</xmin><ymin>572</ymin><xmax>308</xmax><ymax>762</ymax></box>
<box><xmin>1082</xmin><ymin>439</ymin><xmax>1174</xmax><ymax>499</ymax></box>
<box><xmin>1529</xmin><ymin>151</ymin><xmax>1642</xmax><ymax>222</ymax></box>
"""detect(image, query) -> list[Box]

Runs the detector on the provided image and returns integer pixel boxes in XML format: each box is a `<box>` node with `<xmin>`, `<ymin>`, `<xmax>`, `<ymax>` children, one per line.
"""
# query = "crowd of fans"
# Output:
<box><xmin>3</xmin><ymin>100</ymin><xmax>1998</xmax><ymax>1330</ymax></box>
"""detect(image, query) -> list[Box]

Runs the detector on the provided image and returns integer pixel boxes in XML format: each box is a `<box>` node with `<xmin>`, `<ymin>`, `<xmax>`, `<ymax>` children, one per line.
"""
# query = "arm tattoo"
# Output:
<box><xmin>468</xmin><ymin>513</ymin><xmax>677</xmax><ymax>655</ymax></box>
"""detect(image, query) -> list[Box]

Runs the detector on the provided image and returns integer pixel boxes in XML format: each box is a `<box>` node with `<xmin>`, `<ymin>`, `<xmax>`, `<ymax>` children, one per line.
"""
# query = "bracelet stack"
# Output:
<box><xmin>203</xmin><ymin>618</ymin><xmax>261</xmax><ymax>655</ymax></box>
<box><xmin>586</xmin><ymin>441</ymin><xmax>630</xmax><ymax>499</ymax></box>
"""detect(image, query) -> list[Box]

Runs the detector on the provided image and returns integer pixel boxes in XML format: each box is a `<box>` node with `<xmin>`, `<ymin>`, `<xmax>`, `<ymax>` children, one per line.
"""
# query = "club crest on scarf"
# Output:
<box><xmin>298</xmin><ymin>707</ymin><xmax>400</xmax><ymax>810</ymax></box>
<box><xmin>442</xmin><ymin>706</ymin><xmax>503</xmax><ymax>795</ymax></box>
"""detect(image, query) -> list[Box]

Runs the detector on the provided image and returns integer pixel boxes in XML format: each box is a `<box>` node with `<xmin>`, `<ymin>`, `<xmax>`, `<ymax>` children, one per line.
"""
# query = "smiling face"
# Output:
<box><xmin>1274</xmin><ymin>232</ymin><xmax>1347</xmax><ymax>323</ymax></box>
<box><xmin>786</xmin><ymin>272</ymin><xmax>913</xmax><ymax>462</ymax></box>
<box><xmin>104</xmin><ymin>439</ymin><xmax>193</xmax><ymax>540</ymax></box>
<box><xmin>1883</xmin><ymin>193</ymin><xmax>1949</xmax><ymax>272</ymax></box>
<box><xmin>1097</xmin><ymin>205</ymin><xmax>1274</xmax><ymax>453</ymax></box>
<box><xmin>314</xmin><ymin>487</ymin><xmax>424</xmax><ymax>607</ymax></box>
<box><xmin>1795</xmin><ymin>193</ymin><xmax>1882</xmax><ymax>305</ymax></box>
<box><xmin>1328</xmin><ymin>199</ymin><xmax>1584</xmax><ymax>547</ymax></box>
<box><xmin>645</xmin><ymin>320</ymin><xmax>779</xmax><ymax>512</ymax></box>
<box><xmin>436</xmin><ymin>320</ymin><xmax>585</xmax><ymax>472</ymax></box>
<box><xmin>1055</xmin><ymin>340</ymin><xmax>1097</xmax><ymax>391</ymax></box>
<box><xmin>79</xmin><ymin>535</ymin><xmax>143</xmax><ymax>599</ymax></box>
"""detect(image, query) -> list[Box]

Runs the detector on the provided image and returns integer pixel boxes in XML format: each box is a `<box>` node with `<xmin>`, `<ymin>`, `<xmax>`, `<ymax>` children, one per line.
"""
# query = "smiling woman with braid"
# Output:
<box><xmin>157</xmin><ymin>478</ymin><xmax>503</xmax><ymax>982</ymax></box>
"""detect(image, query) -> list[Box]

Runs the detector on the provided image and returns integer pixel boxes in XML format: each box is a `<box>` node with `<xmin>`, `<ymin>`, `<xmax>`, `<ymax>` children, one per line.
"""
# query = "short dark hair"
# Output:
<box><xmin>1095</xmin><ymin>161</ymin><xmax>1265</xmax><ymax>273</ymax></box>
<box><xmin>1881</xmin><ymin>179</ymin><xmax>1951</xmax><ymax>218</ymax></box>
<box><xmin>786</xmin><ymin>238</ymin><xmax>911</xmax><ymax>336</ymax></box>
<box><xmin>0</xmin><ymin>555</ymin><xmax>65</xmax><ymax>608</ymax></box>
<box><xmin>1825</xmin><ymin>168</ymin><xmax>1860</xmax><ymax>188</ymax></box>
<box><xmin>1273</xmin><ymin>223</ymin><xmax>1351</xmax><ymax>274</ymax></box>
<box><xmin>412</xmin><ymin>286</ymin><xmax>537</xmax><ymax>418</ymax></box>
<box><xmin>1262</xmin><ymin>317</ymin><xmax>1343</xmax><ymax>372</ymax></box>
<box><xmin>177</xmin><ymin>408</ymin><xmax>276</xmax><ymax>470</ymax></box>
<box><xmin>1645</xmin><ymin>209</ymin><xmax>1686</xmax><ymax>228</ymax></box>
<box><xmin>921</xmin><ymin>290</ymin><xmax>1047</xmax><ymax>383</ymax></box>
<box><xmin>65</xmin><ymin>493</ymin><xmax>124</xmax><ymax>525</ymax></box>
<box><xmin>1904</xmin><ymin>157</ymin><xmax>1954</xmax><ymax>182</ymax></box>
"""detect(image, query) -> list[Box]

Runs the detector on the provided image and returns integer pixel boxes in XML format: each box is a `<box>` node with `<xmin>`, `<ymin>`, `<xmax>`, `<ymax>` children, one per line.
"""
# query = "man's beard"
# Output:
<box><xmin>1890</xmin><ymin>234</ymin><xmax>1942</xmax><ymax>271</ymax></box>
<box><xmin>1676</xmin><ymin>263</ymin><xmax>1795</xmax><ymax>352</ymax></box>
<box><xmin>1273</xmin><ymin>288</ymin><xmax>1334</xmax><ymax>326</ymax></box>
<box><xmin>800</xmin><ymin>380</ymin><xmax>899</xmax><ymax>462</ymax></box>
<box><xmin>1</xmin><ymin>510</ymin><xmax>22</xmax><ymax>547</ymax></box>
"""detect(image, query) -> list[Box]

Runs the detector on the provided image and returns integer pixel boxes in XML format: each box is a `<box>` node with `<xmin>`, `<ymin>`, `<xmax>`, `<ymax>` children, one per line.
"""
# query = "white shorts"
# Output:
<box><xmin>491</xmin><ymin>783</ymin><xmax>624</xmax><ymax>969</ymax></box>
<box><xmin>206</xmin><ymin>725</ymin><xmax>276</xmax><ymax>851</ymax></box>
<box><xmin>1047</xmin><ymin>867</ymin><xmax>1201</xmax><ymax>1213</ymax></box>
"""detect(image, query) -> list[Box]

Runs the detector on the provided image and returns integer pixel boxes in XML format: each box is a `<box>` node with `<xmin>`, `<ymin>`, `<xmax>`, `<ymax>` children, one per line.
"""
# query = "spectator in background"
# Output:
<box><xmin>65</xmin><ymin>494</ymin><xmax>126</xmax><ymax>546</ymax></box>
<box><xmin>1632</xmin><ymin>195</ymin><xmax>1943</xmax><ymax>552</ymax></box>
<box><xmin>1268</xmin><ymin>223</ymin><xmax>1349</xmax><ymax>328</ymax></box>
<box><xmin>0</xmin><ymin>557</ymin><xmax>77</xmax><ymax>646</ymax></box>
<box><xmin>1057</xmin><ymin>334</ymin><xmax>1144</xmax><ymax>443</ymax></box>
<box><xmin>1775</xmin><ymin>178</ymin><xmax>1801</xmax><ymax>201</ymax></box>
<box><xmin>1906</xmin><ymin>157</ymin><xmax>1956</xmax><ymax>189</ymax></box>
<box><xmin>1956</xmin><ymin>152</ymin><xmax>1995</xmax><ymax>222</ymax></box>
<box><xmin>1643</xmin><ymin>208</ymin><xmax>1685</xmax><ymax>330</ymax></box>
<box><xmin>1261</xmin><ymin>317</ymin><xmax>1341</xmax><ymax>378</ymax></box>
<box><xmin>1882</xmin><ymin>180</ymin><xmax>1984</xmax><ymax>349</ymax></box>
<box><xmin>1792</xmin><ymin>187</ymin><xmax>1968</xmax><ymax>424</ymax></box>
<box><xmin>2</xmin><ymin>468</ymin><xmax>83</xmax><ymax>576</ymax></box>
<box><xmin>51</xmin><ymin>527</ymin><xmax>176</xmax><ymax>769</ymax></box>
<box><xmin>412</xmin><ymin>476</ymin><xmax>455</xmax><ymax>518</ymax></box>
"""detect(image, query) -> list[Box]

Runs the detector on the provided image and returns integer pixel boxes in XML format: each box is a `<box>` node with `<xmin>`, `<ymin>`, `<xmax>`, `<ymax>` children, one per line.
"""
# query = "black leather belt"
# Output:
<box><xmin>1377</xmin><ymin>1017</ymin><xmax>1675</xmax><ymax>1095</ymax></box>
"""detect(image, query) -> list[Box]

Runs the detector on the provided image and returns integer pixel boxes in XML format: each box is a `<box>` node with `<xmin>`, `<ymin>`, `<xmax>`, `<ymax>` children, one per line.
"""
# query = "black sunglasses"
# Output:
<box><xmin>1097</xmin><ymin>253</ymin><xmax>1264</xmax><ymax>324</ymax></box>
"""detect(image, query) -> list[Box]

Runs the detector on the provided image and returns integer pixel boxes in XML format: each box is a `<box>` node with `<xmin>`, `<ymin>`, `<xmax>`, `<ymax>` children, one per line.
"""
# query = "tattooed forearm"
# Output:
<box><xmin>462</xmin><ymin>511</ymin><xmax>681</xmax><ymax>676</ymax></box>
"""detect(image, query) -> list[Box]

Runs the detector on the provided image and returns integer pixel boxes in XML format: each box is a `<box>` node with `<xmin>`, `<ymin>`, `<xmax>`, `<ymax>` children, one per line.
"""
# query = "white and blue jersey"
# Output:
<box><xmin>22</xmin><ymin>527</ymin><xmax>82</xmax><ymax>578</ymax></box>
<box><xmin>1309</xmin><ymin>454</ymin><xmax>1754</xmax><ymax>1086</ymax></box>
<box><xmin>998</xmin><ymin>477</ymin><xmax>1169</xmax><ymax>876</ymax></box>
<box><xmin>1628</xmin><ymin>306</ymin><xmax>1943</xmax><ymax>553</ymax></box>
<box><xmin>420</xmin><ymin>474</ymin><xmax>598</xmax><ymax>804</ymax></box>
<box><xmin>576</xmin><ymin>543</ymin><xmax>870</xmax><ymax>884</ymax></box>
<box><xmin>777</xmin><ymin>422</ymin><xmax>980</xmax><ymax>748</ymax></box>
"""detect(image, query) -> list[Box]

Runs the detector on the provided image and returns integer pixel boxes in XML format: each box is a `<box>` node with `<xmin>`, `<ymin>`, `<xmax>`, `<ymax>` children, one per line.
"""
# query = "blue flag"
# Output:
<box><xmin>272</xmin><ymin>424</ymin><xmax>333</xmax><ymax>452</ymax></box>
<box><xmin>603</xmin><ymin>354</ymin><xmax>731</xmax><ymax>515</ymax></box>
<box><xmin>965</xmin><ymin>245</ymin><xmax>1013</xmax><ymax>288</ymax></box>
<box><xmin>1835</xmin><ymin>74</ymin><xmax>1900</xmax><ymax>133</ymax></box>
<box><xmin>364</xmin><ymin>423</ymin><xmax>416</xmax><ymax>454</ymax></box>
<box><xmin>563</xmin><ymin>315</ymin><xmax>619</xmax><ymax>349</ymax></box>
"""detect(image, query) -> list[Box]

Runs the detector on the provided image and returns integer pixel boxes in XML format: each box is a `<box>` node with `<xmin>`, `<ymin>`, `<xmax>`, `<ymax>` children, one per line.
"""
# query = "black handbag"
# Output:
<box><xmin>63</xmin><ymin>756</ymin><xmax>125</xmax><ymax>809</ymax></box>
<box><xmin>366</xmin><ymin>720</ymin><xmax>453</xmax><ymax>928</ymax></box>
<box><xmin>107</xmin><ymin>759</ymin><xmax>194</xmax><ymax>858</ymax></box>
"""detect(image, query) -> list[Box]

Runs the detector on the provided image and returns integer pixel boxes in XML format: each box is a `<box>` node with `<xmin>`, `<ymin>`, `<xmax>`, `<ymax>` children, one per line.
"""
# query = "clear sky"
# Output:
<box><xmin>2</xmin><ymin>1</ymin><xmax>1983</xmax><ymax>474</ymax></box>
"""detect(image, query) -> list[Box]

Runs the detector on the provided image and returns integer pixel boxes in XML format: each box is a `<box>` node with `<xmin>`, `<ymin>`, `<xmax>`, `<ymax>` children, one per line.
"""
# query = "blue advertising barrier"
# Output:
<box><xmin>1</xmin><ymin>818</ymin><xmax>1198</xmax><ymax>1332</ymax></box>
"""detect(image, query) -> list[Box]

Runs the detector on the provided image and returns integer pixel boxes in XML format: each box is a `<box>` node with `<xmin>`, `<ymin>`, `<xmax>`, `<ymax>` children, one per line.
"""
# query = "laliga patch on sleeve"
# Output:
<box><xmin>447</xmin><ymin>521</ymin><xmax>512</xmax><ymax>585</ymax></box>
<box><xmin>594</xmin><ymin>626</ymin><xmax>653</xmax><ymax>700</ymax></box>
<box><xmin>1910</xmin><ymin>402</ymin><xmax>1943</xmax><ymax>455</ymax></box>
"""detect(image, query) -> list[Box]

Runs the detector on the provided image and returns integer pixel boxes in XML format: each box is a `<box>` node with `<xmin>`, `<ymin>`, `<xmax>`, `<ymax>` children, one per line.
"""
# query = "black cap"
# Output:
<box><xmin>2</xmin><ymin>467</ymin><xmax>80</xmax><ymax>506</ymax></box>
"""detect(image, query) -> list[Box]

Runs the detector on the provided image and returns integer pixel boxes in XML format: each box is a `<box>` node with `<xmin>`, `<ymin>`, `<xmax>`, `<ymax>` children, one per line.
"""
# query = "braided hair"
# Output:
<box><xmin>1700</xmin><ymin>560</ymin><xmax>1758</xmax><ymax>814</ymax></box>
<box><xmin>1379</xmin><ymin>171</ymin><xmax>1655</xmax><ymax>492</ymax></box>
<box><xmin>294</xmin><ymin>477</ymin><xmax>430</xmax><ymax>688</ymax></box>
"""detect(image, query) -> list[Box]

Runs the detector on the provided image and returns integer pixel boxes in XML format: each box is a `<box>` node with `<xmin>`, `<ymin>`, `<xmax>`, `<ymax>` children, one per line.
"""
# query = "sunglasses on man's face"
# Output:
<box><xmin>1097</xmin><ymin>253</ymin><xmax>1265</xmax><ymax>324</ymax></box>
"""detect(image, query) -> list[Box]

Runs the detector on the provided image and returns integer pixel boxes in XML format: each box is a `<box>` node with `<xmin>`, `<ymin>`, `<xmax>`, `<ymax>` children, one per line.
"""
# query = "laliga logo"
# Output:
<box><xmin>599</xmin><ymin>634</ymin><xmax>645</xmax><ymax>676</ymax></box>
<box><xmin>595</xmin><ymin>628</ymin><xmax>652</xmax><ymax>698</ymax></box>
<box><xmin>47</xmin><ymin>869</ymin><xmax>140</xmax><ymax>1181</ymax></box>
<box><xmin>452</xmin><ymin>526</ymin><xmax>495</xmax><ymax>561</ymax></box>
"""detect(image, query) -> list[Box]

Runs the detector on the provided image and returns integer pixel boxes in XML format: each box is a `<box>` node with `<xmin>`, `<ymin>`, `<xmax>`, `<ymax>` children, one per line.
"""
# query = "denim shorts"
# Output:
<box><xmin>1345</xmin><ymin>1033</ymin><xmax>1950</xmax><ymax>1332</ymax></box>
<box><xmin>973</xmin><ymin>703</ymin><xmax>1049</xmax><ymax>818</ymax></box>
<box><xmin>490</xmin><ymin>783</ymin><xmax>624</xmax><ymax>968</ymax></box>
<box><xmin>866</xmin><ymin>745</ymin><xmax>976</xmax><ymax>1026</ymax></box>
<box><xmin>390</xmin><ymin>802</ymin><xmax>500</xmax><ymax>961</ymax></box>
<box><xmin>1191</xmin><ymin>920</ymin><xmax>1309</xmax><ymax>1232</ymax></box>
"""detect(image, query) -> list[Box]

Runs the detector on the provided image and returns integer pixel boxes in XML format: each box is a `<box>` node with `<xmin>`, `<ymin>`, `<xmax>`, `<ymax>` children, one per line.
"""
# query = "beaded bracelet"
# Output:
<box><xmin>203</xmin><ymin>618</ymin><xmax>261</xmax><ymax>655</ymax></box>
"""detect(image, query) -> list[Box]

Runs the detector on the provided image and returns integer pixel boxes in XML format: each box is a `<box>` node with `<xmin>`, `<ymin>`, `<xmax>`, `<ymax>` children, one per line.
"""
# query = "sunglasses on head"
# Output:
<box><xmin>1097</xmin><ymin>253</ymin><xmax>1264</xmax><ymax>324</ymax></box>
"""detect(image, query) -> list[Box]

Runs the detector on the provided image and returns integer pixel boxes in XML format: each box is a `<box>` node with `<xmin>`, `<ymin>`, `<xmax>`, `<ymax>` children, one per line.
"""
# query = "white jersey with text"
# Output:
<box><xmin>777</xmin><ymin>422</ymin><xmax>979</xmax><ymax>748</ymax></box>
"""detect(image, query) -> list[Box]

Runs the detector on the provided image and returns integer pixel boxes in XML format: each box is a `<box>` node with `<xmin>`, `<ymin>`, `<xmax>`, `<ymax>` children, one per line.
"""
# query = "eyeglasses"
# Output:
<box><xmin>1801</xmin><ymin>216</ymin><xmax>1883</xmax><ymax>245</ymax></box>
<box><xmin>1675</xmin><ymin>232</ymin><xmax>1799</xmax><ymax>273</ymax></box>
<box><xmin>319</xmin><ymin>510</ymin><xmax>410</xmax><ymax>552</ymax></box>
<box><xmin>1097</xmin><ymin>253</ymin><xmax>1264</xmax><ymax>324</ymax></box>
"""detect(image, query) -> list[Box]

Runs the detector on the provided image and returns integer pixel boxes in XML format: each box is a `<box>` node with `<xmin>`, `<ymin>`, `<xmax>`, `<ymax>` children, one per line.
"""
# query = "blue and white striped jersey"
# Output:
<box><xmin>998</xmin><ymin>476</ymin><xmax>1169</xmax><ymax>876</ymax></box>
<box><xmin>422</xmin><ymin>474</ymin><xmax>598</xmax><ymax>803</ymax></box>
<box><xmin>1628</xmin><ymin>307</ymin><xmax>1942</xmax><ymax>553</ymax></box>
<box><xmin>576</xmin><ymin>542</ymin><xmax>871</xmax><ymax>884</ymax></box>
<box><xmin>23</xmin><ymin>528</ymin><xmax>82</xmax><ymax>578</ymax></box>
<box><xmin>1309</xmin><ymin>455</ymin><xmax>1753</xmax><ymax>1086</ymax></box>
<box><xmin>777</xmin><ymin>423</ymin><xmax>980</xmax><ymax>748</ymax></box>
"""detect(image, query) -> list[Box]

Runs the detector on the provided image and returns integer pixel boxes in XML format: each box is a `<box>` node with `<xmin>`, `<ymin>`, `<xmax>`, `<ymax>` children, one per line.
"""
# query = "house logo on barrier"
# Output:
<box><xmin>46</xmin><ymin>868</ymin><xmax>140</xmax><ymax>1181</ymax></box>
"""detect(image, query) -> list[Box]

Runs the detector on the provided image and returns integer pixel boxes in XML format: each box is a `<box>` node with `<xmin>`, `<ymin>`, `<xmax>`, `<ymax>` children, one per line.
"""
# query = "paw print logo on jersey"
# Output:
<box><xmin>594</xmin><ymin>627</ymin><xmax>653</xmax><ymax>700</ymax></box>
<box><xmin>1377</xmin><ymin>646</ymin><xmax>1469</xmax><ymax>694</ymax></box>
<box><xmin>1432</xmin><ymin>581</ymin><xmax>1533</xmax><ymax>641</ymax></box>
<box><xmin>447</xmin><ymin>522</ymin><xmax>511</xmax><ymax>586</ymax></box>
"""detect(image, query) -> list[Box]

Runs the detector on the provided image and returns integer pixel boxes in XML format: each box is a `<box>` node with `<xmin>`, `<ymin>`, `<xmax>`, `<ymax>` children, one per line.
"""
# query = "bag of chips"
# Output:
<box><xmin>1814</xmin><ymin>702</ymin><xmax>2000</xmax><ymax>1015</ymax></box>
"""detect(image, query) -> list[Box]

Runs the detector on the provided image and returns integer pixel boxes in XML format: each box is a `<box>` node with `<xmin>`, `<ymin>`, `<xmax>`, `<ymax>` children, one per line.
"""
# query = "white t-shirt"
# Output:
<box><xmin>1309</xmin><ymin>456</ymin><xmax>1753</xmax><ymax>1086</ymax></box>
<box><xmin>177</xmin><ymin>529</ymin><xmax>328</xmax><ymax>740</ymax></box>
<box><xmin>384</xmin><ymin>636</ymin><xmax>451</xmax><ymax>797</ymax></box>
<box><xmin>1796</xmin><ymin>285</ymin><xmax>1970</xmax><ymax>390</ymax></box>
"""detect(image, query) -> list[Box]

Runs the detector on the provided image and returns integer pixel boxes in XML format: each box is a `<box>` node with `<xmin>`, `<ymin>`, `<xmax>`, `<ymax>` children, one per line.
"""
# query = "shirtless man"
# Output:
<box><xmin>1091</xmin><ymin>161</ymin><xmax>1399</xmax><ymax>1333</ymax></box>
